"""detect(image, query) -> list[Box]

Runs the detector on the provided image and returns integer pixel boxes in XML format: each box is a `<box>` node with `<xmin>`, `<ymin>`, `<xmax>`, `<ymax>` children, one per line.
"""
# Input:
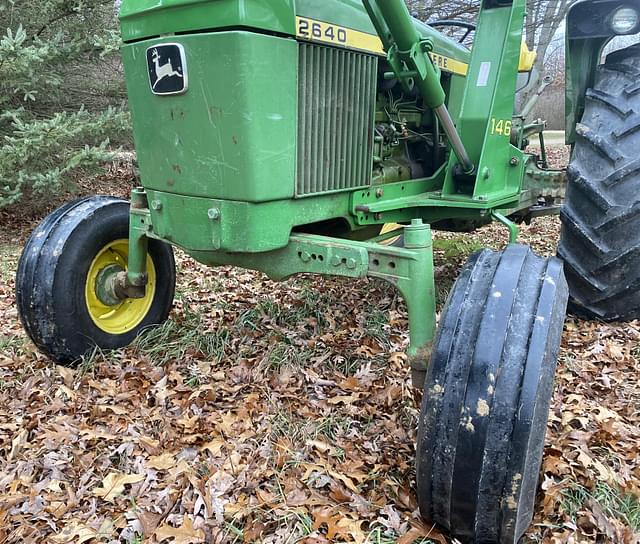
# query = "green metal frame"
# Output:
<box><xmin>130</xmin><ymin>198</ymin><xmax>437</xmax><ymax>382</ymax></box>
<box><xmin>565</xmin><ymin>34</ymin><xmax>607</xmax><ymax>144</ymax></box>
<box><xmin>118</xmin><ymin>0</ymin><xmax>570</xmax><ymax>384</ymax></box>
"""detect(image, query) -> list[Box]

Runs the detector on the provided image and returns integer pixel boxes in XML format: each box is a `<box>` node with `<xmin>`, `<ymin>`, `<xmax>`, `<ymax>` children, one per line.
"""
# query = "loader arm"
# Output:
<box><xmin>362</xmin><ymin>0</ymin><xmax>474</xmax><ymax>174</ymax></box>
<box><xmin>364</xmin><ymin>0</ymin><xmax>529</xmax><ymax>203</ymax></box>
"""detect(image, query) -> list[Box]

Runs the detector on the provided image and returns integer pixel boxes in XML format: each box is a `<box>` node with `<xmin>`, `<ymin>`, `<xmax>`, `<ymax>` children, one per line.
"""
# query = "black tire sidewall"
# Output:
<box><xmin>559</xmin><ymin>44</ymin><xmax>640</xmax><ymax>320</ymax></box>
<box><xmin>416</xmin><ymin>246</ymin><xmax>568</xmax><ymax>543</ymax></box>
<box><xmin>49</xmin><ymin>201</ymin><xmax>175</xmax><ymax>360</ymax></box>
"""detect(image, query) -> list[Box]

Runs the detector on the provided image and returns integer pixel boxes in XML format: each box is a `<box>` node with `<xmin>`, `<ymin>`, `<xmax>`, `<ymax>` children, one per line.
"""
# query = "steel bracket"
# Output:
<box><xmin>189</xmin><ymin>220</ymin><xmax>437</xmax><ymax>388</ymax></box>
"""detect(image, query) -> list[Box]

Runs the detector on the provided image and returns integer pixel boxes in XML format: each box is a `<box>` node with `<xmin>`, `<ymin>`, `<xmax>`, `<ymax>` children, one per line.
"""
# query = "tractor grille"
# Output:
<box><xmin>296</xmin><ymin>43</ymin><xmax>377</xmax><ymax>197</ymax></box>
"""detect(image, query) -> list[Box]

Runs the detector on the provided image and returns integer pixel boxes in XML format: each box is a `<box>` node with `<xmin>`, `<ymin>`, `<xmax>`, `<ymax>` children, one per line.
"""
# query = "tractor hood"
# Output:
<box><xmin>119</xmin><ymin>0</ymin><xmax>470</xmax><ymax>67</ymax></box>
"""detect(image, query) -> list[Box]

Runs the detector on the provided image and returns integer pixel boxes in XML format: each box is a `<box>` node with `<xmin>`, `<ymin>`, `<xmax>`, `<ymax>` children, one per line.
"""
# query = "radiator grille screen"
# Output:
<box><xmin>296</xmin><ymin>43</ymin><xmax>377</xmax><ymax>197</ymax></box>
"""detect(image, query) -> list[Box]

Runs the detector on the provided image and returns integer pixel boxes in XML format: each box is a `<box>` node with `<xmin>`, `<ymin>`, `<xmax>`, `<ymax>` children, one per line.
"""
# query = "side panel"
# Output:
<box><xmin>122</xmin><ymin>31</ymin><xmax>298</xmax><ymax>202</ymax></box>
<box><xmin>145</xmin><ymin>189</ymin><xmax>354</xmax><ymax>252</ymax></box>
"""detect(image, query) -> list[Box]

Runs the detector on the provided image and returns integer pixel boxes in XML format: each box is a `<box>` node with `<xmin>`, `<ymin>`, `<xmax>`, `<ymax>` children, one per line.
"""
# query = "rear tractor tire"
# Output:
<box><xmin>558</xmin><ymin>44</ymin><xmax>640</xmax><ymax>320</ymax></box>
<box><xmin>16</xmin><ymin>196</ymin><xmax>176</xmax><ymax>365</ymax></box>
<box><xmin>417</xmin><ymin>244</ymin><xmax>568</xmax><ymax>543</ymax></box>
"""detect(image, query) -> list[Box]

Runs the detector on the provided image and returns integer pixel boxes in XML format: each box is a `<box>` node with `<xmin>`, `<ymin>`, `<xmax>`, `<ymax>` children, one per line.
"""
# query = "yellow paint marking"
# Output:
<box><xmin>295</xmin><ymin>16</ymin><xmax>468</xmax><ymax>77</ymax></box>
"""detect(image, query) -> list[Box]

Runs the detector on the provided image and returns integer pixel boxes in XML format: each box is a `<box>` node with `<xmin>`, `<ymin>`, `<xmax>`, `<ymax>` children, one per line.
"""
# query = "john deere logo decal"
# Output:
<box><xmin>146</xmin><ymin>44</ymin><xmax>188</xmax><ymax>96</ymax></box>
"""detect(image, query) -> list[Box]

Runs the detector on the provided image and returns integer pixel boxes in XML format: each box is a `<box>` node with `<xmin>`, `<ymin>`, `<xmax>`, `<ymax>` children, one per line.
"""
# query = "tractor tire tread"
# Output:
<box><xmin>558</xmin><ymin>44</ymin><xmax>640</xmax><ymax>320</ymax></box>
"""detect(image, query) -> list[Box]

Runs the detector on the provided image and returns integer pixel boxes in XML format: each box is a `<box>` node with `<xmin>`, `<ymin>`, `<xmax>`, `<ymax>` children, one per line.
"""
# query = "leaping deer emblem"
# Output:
<box><xmin>151</xmin><ymin>48</ymin><xmax>183</xmax><ymax>90</ymax></box>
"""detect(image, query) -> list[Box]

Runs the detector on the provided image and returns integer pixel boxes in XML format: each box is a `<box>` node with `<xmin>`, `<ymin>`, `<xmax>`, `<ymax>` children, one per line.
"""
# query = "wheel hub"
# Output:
<box><xmin>84</xmin><ymin>239</ymin><xmax>157</xmax><ymax>335</ymax></box>
<box><xmin>95</xmin><ymin>264</ymin><xmax>126</xmax><ymax>306</ymax></box>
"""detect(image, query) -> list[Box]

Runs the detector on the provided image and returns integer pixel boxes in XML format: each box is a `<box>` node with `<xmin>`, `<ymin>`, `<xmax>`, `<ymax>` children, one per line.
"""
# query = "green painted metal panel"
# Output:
<box><xmin>442</xmin><ymin>0</ymin><xmax>527</xmax><ymax>201</ymax></box>
<box><xmin>121</xmin><ymin>31</ymin><xmax>298</xmax><ymax>202</ymax></box>
<box><xmin>145</xmin><ymin>189</ymin><xmax>355</xmax><ymax>253</ymax></box>
<box><xmin>564</xmin><ymin>37</ymin><xmax>607</xmax><ymax>144</ymax></box>
<box><xmin>120</xmin><ymin>0</ymin><xmax>469</xmax><ymax>71</ymax></box>
<box><xmin>119</xmin><ymin>0</ymin><xmax>296</xmax><ymax>43</ymax></box>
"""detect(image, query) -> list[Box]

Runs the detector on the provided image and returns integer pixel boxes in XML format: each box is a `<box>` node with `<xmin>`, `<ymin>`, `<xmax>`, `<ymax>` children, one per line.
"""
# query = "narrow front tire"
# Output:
<box><xmin>417</xmin><ymin>244</ymin><xmax>568</xmax><ymax>543</ymax></box>
<box><xmin>16</xmin><ymin>196</ymin><xmax>176</xmax><ymax>364</ymax></box>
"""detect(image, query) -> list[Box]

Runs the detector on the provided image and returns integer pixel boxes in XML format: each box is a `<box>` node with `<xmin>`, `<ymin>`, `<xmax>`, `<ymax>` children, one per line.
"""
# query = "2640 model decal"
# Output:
<box><xmin>298</xmin><ymin>18</ymin><xmax>348</xmax><ymax>44</ymax></box>
<box><xmin>295</xmin><ymin>16</ymin><xmax>468</xmax><ymax>77</ymax></box>
<box><xmin>296</xmin><ymin>16</ymin><xmax>383</xmax><ymax>55</ymax></box>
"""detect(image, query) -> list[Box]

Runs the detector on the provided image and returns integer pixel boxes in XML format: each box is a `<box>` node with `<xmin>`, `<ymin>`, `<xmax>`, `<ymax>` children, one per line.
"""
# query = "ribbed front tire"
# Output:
<box><xmin>558</xmin><ymin>44</ymin><xmax>640</xmax><ymax>321</ymax></box>
<box><xmin>16</xmin><ymin>196</ymin><xmax>176</xmax><ymax>364</ymax></box>
<box><xmin>417</xmin><ymin>245</ymin><xmax>568</xmax><ymax>543</ymax></box>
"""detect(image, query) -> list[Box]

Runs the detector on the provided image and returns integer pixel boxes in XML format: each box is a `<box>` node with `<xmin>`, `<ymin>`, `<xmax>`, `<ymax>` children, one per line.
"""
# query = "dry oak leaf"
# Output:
<box><xmin>146</xmin><ymin>452</ymin><xmax>176</xmax><ymax>470</ymax></box>
<box><xmin>312</xmin><ymin>509</ymin><xmax>366</xmax><ymax>543</ymax></box>
<box><xmin>312</xmin><ymin>509</ymin><xmax>343</xmax><ymax>540</ymax></box>
<box><xmin>92</xmin><ymin>472</ymin><xmax>145</xmax><ymax>502</ymax></box>
<box><xmin>397</xmin><ymin>523</ymin><xmax>449</xmax><ymax>544</ymax></box>
<box><xmin>398</xmin><ymin>526</ymin><xmax>448</xmax><ymax>544</ymax></box>
<box><xmin>154</xmin><ymin>517</ymin><xmax>205</xmax><ymax>544</ymax></box>
<box><xmin>50</xmin><ymin>522</ymin><xmax>97</xmax><ymax>544</ymax></box>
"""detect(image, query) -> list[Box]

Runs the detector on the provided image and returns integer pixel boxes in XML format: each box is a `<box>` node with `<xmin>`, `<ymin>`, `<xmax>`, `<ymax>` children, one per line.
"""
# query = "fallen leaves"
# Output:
<box><xmin>92</xmin><ymin>472</ymin><xmax>145</xmax><ymax>502</ymax></box>
<box><xmin>0</xmin><ymin>146</ymin><xmax>638</xmax><ymax>543</ymax></box>
<box><xmin>147</xmin><ymin>453</ymin><xmax>177</xmax><ymax>471</ymax></box>
<box><xmin>155</xmin><ymin>517</ymin><xmax>205</xmax><ymax>544</ymax></box>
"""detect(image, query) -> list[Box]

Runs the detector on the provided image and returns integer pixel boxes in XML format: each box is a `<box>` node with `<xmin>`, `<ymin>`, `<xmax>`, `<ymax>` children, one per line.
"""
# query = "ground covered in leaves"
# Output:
<box><xmin>0</xmin><ymin>148</ymin><xmax>639</xmax><ymax>543</ymax></box>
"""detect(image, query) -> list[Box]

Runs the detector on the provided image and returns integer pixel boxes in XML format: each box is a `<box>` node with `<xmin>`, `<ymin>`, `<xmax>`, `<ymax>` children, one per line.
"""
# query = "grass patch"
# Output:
<box><xmin>364</xmin><ymin>306</ymin><xmax>390</xmax><ymax>347</ymax></box>
<box><xmin>0</xmin><ymin>334</ymin><xmax>25</xmax><ymax>353</ymax></box>
<box><xmin>133</xmin><ymin>305</ymin><xmax>228</xmax><ymax>366</ymax></box>
<box><xmin>325</xmin><ymin>355</ymin><xmax>365</xmax><ymax>376</ymax></box>
<box><xmin>259</xmin><ymin>342</ymin><xmax>313</xmax><ymax>372</ymax></box>
<box><xmin>0</xmin><ymin>243</ymin><xmax>19</xmax><ymax>283</ymax></box>
<box><xmin>236</xmin><ymin>285</ymin><xmax>329</xmax><ymax>332</ymax></box>
<box><xmin>314</xmin><ymin>414</ymin><xmax>359</xmax><ymax>442</ymax></box>
<box><xmin>433</xmin><ymin>236</ymin><xmax>484</xmax><ymax>261</ymax></box>
<box><xmin>269</xmin><ymin>409</ymin><xmax>314</xmax><ymax>445</ymax></box>
<box><xmin>561</xmin><ymin>482</ymin><xmax>640</xmax><ymax>531</ymax></box>
<box><xmin>365</xmin><ymin>526</ymin><xmax>438</xmax><ymax>543</ymax></box>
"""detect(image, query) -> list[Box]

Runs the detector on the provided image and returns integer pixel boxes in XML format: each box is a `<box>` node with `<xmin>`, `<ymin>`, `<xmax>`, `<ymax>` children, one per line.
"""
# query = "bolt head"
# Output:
<box><xmin>375</xmin><ymin>188</ymin><xmax>384</xmax><ymax>198</ymax></box>
<box><xmin>509</xmin><ymin>157</ymin><xmax>520</xmax><ymax>166</ymax></box>
<box><xmin>151</xmin><ymin>200</ymin><xmax>162</xmax><ymax>211</ymax></box>
<box><xmin>207</xmin><ymin>208</ymin><xmax>220</xmax><ymax>220</ymax></box>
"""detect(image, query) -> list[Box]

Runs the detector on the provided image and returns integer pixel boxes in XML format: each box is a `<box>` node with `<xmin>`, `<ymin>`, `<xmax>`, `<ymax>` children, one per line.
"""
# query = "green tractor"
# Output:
<box><xmin>15</xmin><ymin>0</ymin><xmax>640</xmax><ymax>541</ymax></box>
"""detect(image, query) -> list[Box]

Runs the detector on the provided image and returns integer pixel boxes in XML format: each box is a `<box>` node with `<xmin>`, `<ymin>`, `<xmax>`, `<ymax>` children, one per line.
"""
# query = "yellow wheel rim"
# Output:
<box><xmin>380</xmin><ymin>223</ymin><xmax>403</xmax><ymax>246</ymax></box>
<box><xmin>85</xmin><ymin>239</ymin><xmax>156</xmax><ymax>335</ymax></box>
